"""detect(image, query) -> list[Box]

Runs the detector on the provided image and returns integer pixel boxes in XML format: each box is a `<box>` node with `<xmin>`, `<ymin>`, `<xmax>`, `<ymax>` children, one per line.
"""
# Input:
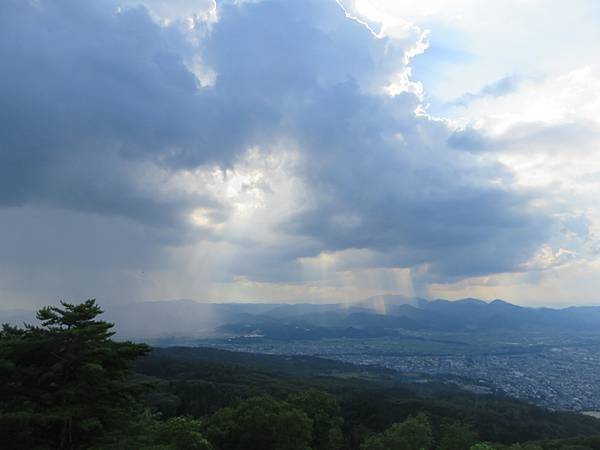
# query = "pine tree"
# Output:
<box><xmin>0</xmin><ymin>299</ymin><xmax>150</xmax><ymax>450</ymax></box>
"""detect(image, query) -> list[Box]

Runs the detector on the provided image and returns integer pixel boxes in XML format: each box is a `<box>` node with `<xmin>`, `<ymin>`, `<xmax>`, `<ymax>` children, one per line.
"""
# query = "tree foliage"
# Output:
<box><xmin>150</xmin><ymin>416</ymin><xmax>213</xmax><ymax>450</ymax></box>
<box><xmin>288</xmin><ymin>389</ymin><xmax>345</xmax><ymax>450</ymax></box>
<box><xmin>201</xmin><ymin>395</ymin><xmax>313</xmax><ymax>450</ymax></box>
<box><xmin>361</xmin><ymin>413</ymin><xmax>434</xmax><ymax>450</ymax></box>
<box><xmin>471</xmin><ymin>444</ymin><xmax>498</xmax><ymax>450</ymax></box>
<box><xmin>0</xmin><ymin>299</ymin><xmax>150</xmax><ymax>449</ymax></box>
<box><xmin>438</xmin><ymin>420</ymin><xmax>478</xmax><ymax>450</ymax></box>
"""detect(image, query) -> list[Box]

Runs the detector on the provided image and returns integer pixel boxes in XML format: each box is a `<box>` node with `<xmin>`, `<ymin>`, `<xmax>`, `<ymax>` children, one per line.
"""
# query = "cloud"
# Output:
<box><xmin>1</xmin><ymin>1</ymin><xmax>211</xmax><ymax>222</ymax></box>
<box><xmin>449</xmin><ymin>74</ymin><xmax>524</xmax><ymax>108</ymax></box>
<box><xmin>352</xmin><ymin>0</ymin><xmax>600</xmax><ymax>103</ymax></box>
<box><xmin>443</xmin><ymin>65</ymin><xmax>600</xmax><ymax>303</ymax></box>
<box><xmin>0</xmin><ymin>0</ymin><xmax>555</xmax><ymax>305</ymax></box>
<box><xmin>190</xmin><ymin>0</ymin><xmax>551</xmax><ymax>283</ymax></box>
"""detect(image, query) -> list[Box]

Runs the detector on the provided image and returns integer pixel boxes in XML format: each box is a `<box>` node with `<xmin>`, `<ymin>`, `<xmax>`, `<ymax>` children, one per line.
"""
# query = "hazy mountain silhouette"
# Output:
<box><xmin>3</xmin><ymin>297</ymin><xmax>600</xmax><ymax>340</ymax></box>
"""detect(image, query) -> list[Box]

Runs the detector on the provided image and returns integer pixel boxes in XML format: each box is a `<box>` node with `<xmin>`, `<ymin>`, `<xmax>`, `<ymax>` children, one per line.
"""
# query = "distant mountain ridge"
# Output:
<box><xmin>2</xmin><ymin>296</ymin><xmax>600</xmax><ymax>340</ymax></box>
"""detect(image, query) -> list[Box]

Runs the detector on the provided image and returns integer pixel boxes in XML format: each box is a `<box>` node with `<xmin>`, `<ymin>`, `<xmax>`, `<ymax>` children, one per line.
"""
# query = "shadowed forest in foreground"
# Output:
<box><xmin>2</xmin><ymin>300</ymin><xmax>600</xmax><ymax>450</ymax></box>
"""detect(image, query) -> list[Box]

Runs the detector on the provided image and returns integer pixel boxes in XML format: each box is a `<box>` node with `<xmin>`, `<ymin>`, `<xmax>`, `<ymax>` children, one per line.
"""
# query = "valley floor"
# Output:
<box><xmin>180</xmin><ymin>331</ymin><xmax>600</xmax><ymax>412</ymax></box>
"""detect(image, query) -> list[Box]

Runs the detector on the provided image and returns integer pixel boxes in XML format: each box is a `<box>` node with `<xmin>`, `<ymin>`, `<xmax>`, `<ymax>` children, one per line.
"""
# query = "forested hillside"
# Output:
<box><xmin>2</xmin><ymin>300</ymin><xmax>600</xmax><ymax>449</ymax></box>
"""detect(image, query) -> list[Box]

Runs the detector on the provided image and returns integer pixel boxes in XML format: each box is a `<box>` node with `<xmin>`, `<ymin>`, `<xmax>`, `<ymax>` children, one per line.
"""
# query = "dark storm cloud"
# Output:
<box><xmin>0</xmin><ymin>0</ymin><xmax>553</xmax><ymax>291</ymax></box>
<box><xmin>191</xmin><ymin>0</ymin><xmax>551</xmax><ymax>281</ymax></box>
<box><xmin>0</xmin><ymin>0</ymin><xmax>235</xmax><ymax>225</ymax></box>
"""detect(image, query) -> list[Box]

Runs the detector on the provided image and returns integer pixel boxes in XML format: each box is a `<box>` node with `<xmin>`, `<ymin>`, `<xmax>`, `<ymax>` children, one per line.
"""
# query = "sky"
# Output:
<box><xmin>1</xmin><ymin>0</ymin><xmax>599</xmax><ymax>308</ymax></box>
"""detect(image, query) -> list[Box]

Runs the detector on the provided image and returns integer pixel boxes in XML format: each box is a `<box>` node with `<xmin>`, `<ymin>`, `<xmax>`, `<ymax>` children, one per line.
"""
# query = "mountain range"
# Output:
<box><xmin>3</xmin><ymin>296</ymin><xmax>600</xmax><ymax>340</ymax></box>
